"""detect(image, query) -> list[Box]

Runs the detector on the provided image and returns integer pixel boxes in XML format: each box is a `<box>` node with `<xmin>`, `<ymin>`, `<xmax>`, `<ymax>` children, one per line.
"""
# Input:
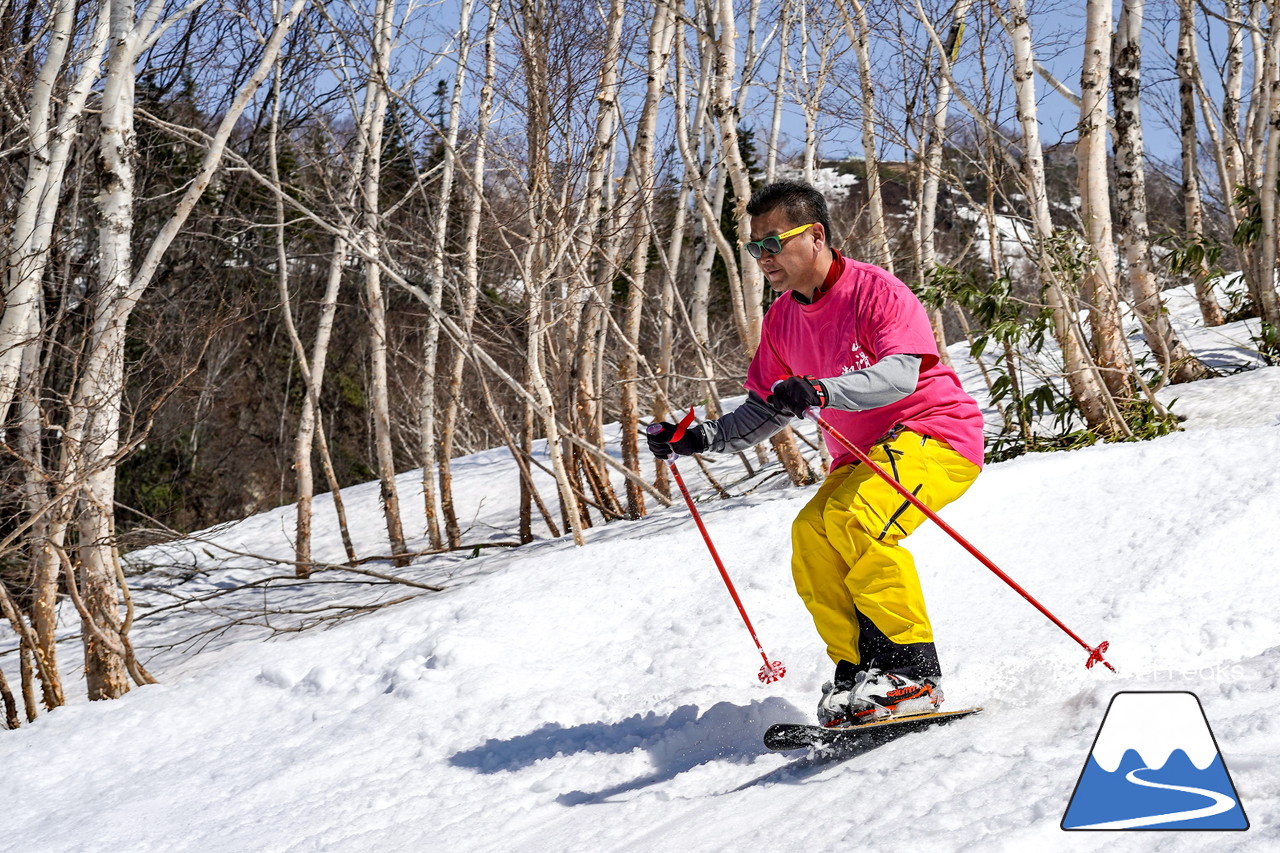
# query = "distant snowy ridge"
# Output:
<box><xmin>1090</xmin><ymin>693</ymin><xmax>1220</xmax><ymax>772</ymax></box>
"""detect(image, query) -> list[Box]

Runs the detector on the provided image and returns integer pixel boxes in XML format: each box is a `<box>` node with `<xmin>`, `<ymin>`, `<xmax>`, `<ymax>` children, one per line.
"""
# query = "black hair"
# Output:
<box><xmin>746</xmin><ymin>180</ymin><xmax>833</xmax><ymax>247</ymax></box>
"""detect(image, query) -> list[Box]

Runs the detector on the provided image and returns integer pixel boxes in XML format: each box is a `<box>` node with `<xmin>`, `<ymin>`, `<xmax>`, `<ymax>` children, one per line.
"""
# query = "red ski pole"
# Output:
<box><xmin>804</xmin><ymin>409</ymin><xmax>1116</xmax><ymax>673</ymax></box>
<box><xmin>650</xmin><ymin>408</ymin><xmax>786</xmax><ymax>684</ymax></box>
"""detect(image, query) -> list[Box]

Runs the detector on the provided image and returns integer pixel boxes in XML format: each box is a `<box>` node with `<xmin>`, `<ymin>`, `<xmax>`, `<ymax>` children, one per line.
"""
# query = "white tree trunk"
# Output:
<box><xmin>1114</xmin><ymin>0</ymin><xmax>1209</xmax><ymax>383</ymax></box>
<box><xmin>766</xmin><ymin>0</ymin><xmax>791</xmax><ymax>181</ymax></box>
<box><xmin>3</xmin><ymin>0</ymin><xmax>107</xmax><ymax>708</ymax></box>
<box><xmin>617</xmin><ymin>0</ymin><xmax>675</xmax><ymax>518</ymax></box>
<box><xmin>516</xmin><ymin>0</ymin><xmax>585</xmax><ymax>544</ymax></box>
<box><xmin>420</xmin><ymin>0</ymin><xmax>477</xmax><ymax>551</ymax></box>
<box><xmin>1178</xmin><ymin>0</ymin><xmax>1227</xmax><ymax>327</ymax></box>
<box><xmin>711</xmin><ymin>0</ymin><xmax>763</xmax><ymax>351</ymax></box>
<box><xmin>1256</xmin><ymin>2</ymin><xmax>1280</xmax><ymax>332</ymax></box>
<box><xmin>0</xmin><ymin>1</ymin><xmax>108</xmax><ymax>427</ymax></box>
<box><xmin>360</xmin><ymin>0</ymin><xmax>410</xmax><ymax>566</ymax></box>
<box><xmin>1005</xmin><ymin>0</ymin><xmax>1121</xmax><ymax>433</ymax></box>
<box><xmin>917</xmin><ymin>0</ymin><xmax>972</xmax><ymax>366</ymax></box>
<box><xmin>1223</xmin><ymin>0</ymin><xmax>1247</xmax><ymax>220</ymax></box>
<box><xmin>795</xmin><ymin>1</ymin><xmax>817</xmax><ymax>182</ymax></box>
<box><xmin>76</xmin><ymin>0</ymin><xmax>150</xmax><ymax>699</ymax></box>
<box><xmin>840</xmin><ymin>0</ymin><xmax>892</xmax><ymax>271</ymax></box>
<box><xmin>707</xmin><ymin>0</ymin><xmax>814</xmax><ymax>483</ymax></box>
<box><xmin>672</xmin><ymin>23</ymin><xmax>727</xmax><ymax>417</ymax></box>
<box><xmin>441</xmin><ymin>0</ymin><xmax>499</xmax><ymax>548</ymax></box>
<box><xmin>1078</xmin><ymin>0</ymin><xmax>1131</xmax><ymax>398</ymax></box>
<box><xmin>268</xmin><ymin>19</ymin><xmax>359</xmax><ymax>574</ymax></box>
<box><xmin>1247</xmin><ymin>2</ymin><xmax>1268</xmax><ymax>181</ymax></box>
<box><xmin>17</xmin><ymin>338</ymin><xmax>64</xmax><ymax>709</ymax></box>
<box><xmin>72</xmin><ymin>0</ymin><xmax>305</xmax><ymax>697</ymax></box>
<box><xmin>570</xmin><ymin>0</ymin><xmax>626</xmax><ymax>515</ymax></box>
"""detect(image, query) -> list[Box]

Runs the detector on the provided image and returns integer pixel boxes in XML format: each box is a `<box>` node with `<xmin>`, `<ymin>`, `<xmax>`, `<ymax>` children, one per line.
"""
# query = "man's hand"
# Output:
<box><xmin>767</xmin><ymin>375</ymin><xmax>828</xmax><ymax>418</ymax></box>
<box><xmin>645</xmin><ymin>420</ymin><xmax>709</xmax><ymax>459</ymax></box>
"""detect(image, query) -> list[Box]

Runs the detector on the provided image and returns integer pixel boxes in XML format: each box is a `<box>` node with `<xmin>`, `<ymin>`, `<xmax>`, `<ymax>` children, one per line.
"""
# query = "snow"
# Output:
<box><xmin>953</xmin><ymin>204</ymin><xmax>1034</xmax><ymax>266</ymax></box>
<box><xmin>4</xmin><ymin>288</ymin><xmax>1280</xmax><ymax>851</ymax></box>
<box><xmin>775</xmin><ymin>163</ymin><xmax>860</xmax><ymax>197</ymax></box>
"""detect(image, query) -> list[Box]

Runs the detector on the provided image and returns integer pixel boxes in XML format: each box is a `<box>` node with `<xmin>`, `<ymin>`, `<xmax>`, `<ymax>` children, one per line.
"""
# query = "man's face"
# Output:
<box><xmin>748</xmin><ymin>207</ymin><xmax>825</xmax><ymax>295</ymax></box>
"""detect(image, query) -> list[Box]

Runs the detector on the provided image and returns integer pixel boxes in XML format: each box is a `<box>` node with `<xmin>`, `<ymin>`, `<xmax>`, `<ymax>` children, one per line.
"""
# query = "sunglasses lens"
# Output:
<box><xmin>747</xmin><ymin>234</ymin><xmax>791</xmax><ymax>258</ymax></box>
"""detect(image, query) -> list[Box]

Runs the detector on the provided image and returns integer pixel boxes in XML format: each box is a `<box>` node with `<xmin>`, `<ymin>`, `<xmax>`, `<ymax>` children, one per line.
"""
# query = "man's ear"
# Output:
<box><xmin>811</xmin><ymin>222</ymin><xmax>827</xmax><ymax>251</ymax></box>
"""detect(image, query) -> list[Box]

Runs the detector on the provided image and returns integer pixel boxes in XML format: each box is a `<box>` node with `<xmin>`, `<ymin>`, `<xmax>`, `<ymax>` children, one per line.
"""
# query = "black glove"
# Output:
<box><xmin>767</xmin><ymin>375</ymin><xmax>828</xmax><ymax>418</ymax></box>
<box><xmin>645</xmin><ymin>420</ymin><xmax>709</xmax><ymax>459</ymax></box>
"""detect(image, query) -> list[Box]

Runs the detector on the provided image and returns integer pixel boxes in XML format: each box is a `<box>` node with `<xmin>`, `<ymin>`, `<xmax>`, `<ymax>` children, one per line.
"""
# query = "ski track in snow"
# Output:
<box><xmin>2</xmin><ymin>287</ymin><xmax>1279</xmax><ymax>852</ymax></box>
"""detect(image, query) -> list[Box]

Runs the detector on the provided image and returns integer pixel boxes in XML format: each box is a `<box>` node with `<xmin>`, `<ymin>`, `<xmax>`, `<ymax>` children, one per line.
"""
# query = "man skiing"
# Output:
<box><xmin>647</xmin><ymin>180</ymin><xmax>985</xmax><ymax>727</ymax></box>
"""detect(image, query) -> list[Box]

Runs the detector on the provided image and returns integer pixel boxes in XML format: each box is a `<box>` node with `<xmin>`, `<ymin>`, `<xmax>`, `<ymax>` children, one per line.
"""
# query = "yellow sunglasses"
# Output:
<box><xmin>744</xmin><ymin>223</ymin><xmax>815</xmax><ymax>259</ymax></box>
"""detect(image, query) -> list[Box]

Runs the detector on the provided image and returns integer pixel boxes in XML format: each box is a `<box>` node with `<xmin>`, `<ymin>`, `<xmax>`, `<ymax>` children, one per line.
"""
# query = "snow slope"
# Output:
<box><xmin>3</xmin><ymin>294</ymin><xmax>1279</xmax><ymax>852</ymax></box>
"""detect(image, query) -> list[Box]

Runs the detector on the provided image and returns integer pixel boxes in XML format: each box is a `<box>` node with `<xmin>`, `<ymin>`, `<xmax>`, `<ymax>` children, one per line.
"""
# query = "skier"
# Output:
<box><xmin>647</xmin><ymin>180</ymin><xmax>985</xmax><ymax>727</ymax></box>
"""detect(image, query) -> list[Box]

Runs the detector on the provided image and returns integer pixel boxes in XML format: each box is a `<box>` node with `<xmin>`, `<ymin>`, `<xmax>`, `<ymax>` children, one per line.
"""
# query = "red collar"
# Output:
<box><xmin>820</xmin><ymin>249</ymin><xmax>845</xmax><ymax>293</ymax></box>
<box><xmin>791</xmin><ymin>249</ymin><xmax>844</xmax><ymax>304</ymax></box>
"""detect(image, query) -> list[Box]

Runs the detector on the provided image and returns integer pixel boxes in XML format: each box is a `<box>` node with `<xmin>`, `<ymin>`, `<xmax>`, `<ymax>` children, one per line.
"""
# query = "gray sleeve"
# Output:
<box><xmin>821</xmin><ymin>354</ymin><xmax>922</xmax><ymax>412</ymax></box>
<box><xmin>702</xmin><ymin>391</ymin><xmax>791</xmax><ymax>453</ymax></box>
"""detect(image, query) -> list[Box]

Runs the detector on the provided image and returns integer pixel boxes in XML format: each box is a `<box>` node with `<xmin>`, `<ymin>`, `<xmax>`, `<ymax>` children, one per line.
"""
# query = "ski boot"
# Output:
<box><xmin>818</xmin><ymin>664</ymin><xmax>943</xmax><ymax>727</ymax></box>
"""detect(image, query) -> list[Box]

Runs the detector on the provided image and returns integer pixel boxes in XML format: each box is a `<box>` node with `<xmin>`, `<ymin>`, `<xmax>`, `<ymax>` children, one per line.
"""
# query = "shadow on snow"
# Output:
<box><xmin>449</xmin><ymin>698</ymin><xmax>801</xmax><ymax>804</ymax></box>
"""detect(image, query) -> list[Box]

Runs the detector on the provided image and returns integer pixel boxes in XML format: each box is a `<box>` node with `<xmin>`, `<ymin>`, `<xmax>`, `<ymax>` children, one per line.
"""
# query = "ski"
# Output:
<box><xmin>763</xmin><ymin>707</ymin><xmax>982</xmax><ymax>753</ymax></box>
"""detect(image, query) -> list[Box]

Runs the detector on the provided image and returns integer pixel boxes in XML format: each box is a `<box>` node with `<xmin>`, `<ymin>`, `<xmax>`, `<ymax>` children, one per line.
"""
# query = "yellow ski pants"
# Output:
<box><xmin>791</xmin><ymin>429</ymin><xmax>980</xmax><ymax>667</ymax></box>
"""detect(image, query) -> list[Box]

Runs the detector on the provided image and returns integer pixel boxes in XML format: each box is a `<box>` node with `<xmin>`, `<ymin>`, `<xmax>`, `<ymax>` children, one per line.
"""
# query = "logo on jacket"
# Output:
<box><xmin>845</xmin><ymin>341</ymin><xmax>872</xmax><ymax>372</ymax></box>
<box><xmin>1061</xmin><ymin>691</ymin><xmax>1248</xmax><ymax>831</ymax></box>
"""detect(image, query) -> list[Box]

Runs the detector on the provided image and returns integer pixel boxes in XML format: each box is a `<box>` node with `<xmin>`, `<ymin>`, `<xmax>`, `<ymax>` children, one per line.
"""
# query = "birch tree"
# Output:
<box><xmin>561</xmin><ymin>0</ymin><xmax>626</xmax><ymax>523</ymax></box>
<box><xmin>708</xmin><ymin>0</ymin><xmax>816</xmax><ymax>484</ymax></box>
<box><xmin>1077</xmin><ymin>0</ymin><xmax>1132</xmax><ymax>399</ymax></box>
<box><xmin>66</xmin><ymin>0</ymin><xmax>305</xmax><ymax>698</ymax></box>
<box><xmin>1003</xmin><ymin>0</ymin><xmax>1125</xmax><ymax>434</ymax></box>
<box><xmin>1112</xmin><ymin>0</ymin><xmax>1210</xmax><ymax>383</ymax></box>
<box><xmin>916</xmin><ymin>0</ymin><xmax>974</xmax><ymax>366</ymax></box>
<box><xmin>2</xmin><ymin>1</ymin><xmax>108</xmax><ymax>425</ymax></box>
<box><xmin>673</xmin><ymin>18</ymin><xmax>732</xmax><ymax>415</ymax></box>
<box><xmin>616</xmin><ymin>0</ymin><xmax>676</xmax><ymax>517</ymax></box>
<box><xmin>1254</xmin><ymin>1</ymin><xmax>1280</xmax><ymax>335</ymax></box>
<box><xmin>765</xmin><ymin>0</ymin><xmax>791</xmax><ymax>181</ymax></box>
<box><xmin>440</xmin><ymin>0</ymin><xmax>500</xmax><ymax>548</ymax></box>
<box><xmin>1</xmin><ymin>0</ymin><xmax>110</xmax><ymax>713</ymax></box>
<box><xmin>272</xmin><ymin>7</ymin><xmax>362</xmax><ymax>575</ymax></box>
<box><xmin>838</xmin><ymin>0</ymin><xmax>893</xmax><ymax>271</ymax></box>
<box><xmin>419</xmin><ymin>0</ymin><xmax>477</xmax><ymax>550</ymax></box>
<box><xmin>1177</xmin><ymin>0</ymin><xmax>1227</xmax><ymax>327</ymax></box>
<box><xmin>511</xmin><ymin>0</ymin><xmax>586</xmax><ymax>545</ymax></box>
<box><xmin>792</xmin><ymin>0</ymin><xmax>841</xmax><ymax>183</ymax></box>
<box><xmin>360</xmin><ymin>0</ymin><xmax>410</xmax><ymax>567</ymax></box>
<box><xmin>1223</xmin><ymin>0</ymin><xmax>1248</xmax><ymax>206</ymax></box>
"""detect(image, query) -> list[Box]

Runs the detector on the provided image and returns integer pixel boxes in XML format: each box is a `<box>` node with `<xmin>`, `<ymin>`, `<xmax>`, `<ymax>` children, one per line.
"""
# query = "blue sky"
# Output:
<box><xmin>343</xmin><ymin>0</ymin><xmax>1243</xmax><ymax>192</ymax></box>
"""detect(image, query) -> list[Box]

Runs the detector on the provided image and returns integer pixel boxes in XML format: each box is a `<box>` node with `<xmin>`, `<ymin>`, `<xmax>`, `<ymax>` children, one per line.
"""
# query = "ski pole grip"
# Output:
<box><xmin>669</xmin><ymin>406</ymin><xmax>697</xmax><ymax>443</ymax></box>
